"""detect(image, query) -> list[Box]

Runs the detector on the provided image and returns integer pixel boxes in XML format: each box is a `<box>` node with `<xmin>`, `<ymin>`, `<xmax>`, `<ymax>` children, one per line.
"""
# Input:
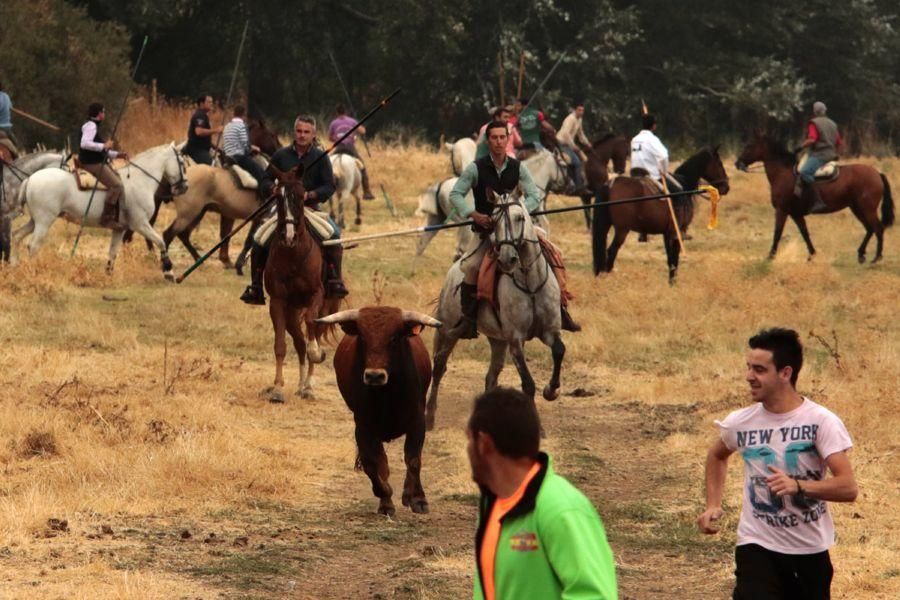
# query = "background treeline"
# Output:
<box><xmin>3</xmin><ymin>0</ymin><xmax>900</xmax><ymax>154</ymax></box>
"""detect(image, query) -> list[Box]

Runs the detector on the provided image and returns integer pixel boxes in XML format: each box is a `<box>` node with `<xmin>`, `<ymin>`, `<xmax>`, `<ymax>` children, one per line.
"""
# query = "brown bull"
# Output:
<box><xmin>317</xmin><ymin>307</ymin><xmax>442</xmax><ymax>516</ymax></box>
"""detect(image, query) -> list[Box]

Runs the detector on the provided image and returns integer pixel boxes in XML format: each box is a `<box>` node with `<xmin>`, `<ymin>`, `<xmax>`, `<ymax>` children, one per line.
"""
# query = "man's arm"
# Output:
<box><xmin>799</xmin><ymin>123</ymin><xmax>818</xmax><ymax>149</ymax></box>
<box><xmin>766</xmin><ymin>450</ymin><xmax>857</xmax><ymax>503</ymax></box>
<box><xmin>449</xmin><ymin>162</ymin><xmax>478</xmax><ymax>218</ymax></box>
<box><xmin>518</xmin><ymin>163</ymin><xmax>543</xmax><ymax>213</ymax></box>
<box><xmin>697</xmin><ymin>439</ymin><xmax>733</xmax><ymax>534</ymax></box>
<box><xmin>308</xmin><ymin>155</ymin><xmax>335</xmax><ymax>202</ymax></box>
<box><xmin>543</xmin><ymin>509</ymin><xmax>618</xmax><ymax>600</ymax></box>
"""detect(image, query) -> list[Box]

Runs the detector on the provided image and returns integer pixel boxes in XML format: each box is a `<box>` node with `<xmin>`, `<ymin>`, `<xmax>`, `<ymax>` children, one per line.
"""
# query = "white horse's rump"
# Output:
<box><xmin>447</xmin><ymin>138</ymin><xmax>476</xmax><ymax>176</ymax></box>
<box><xmin>1</xmin><ymin>152</ymin><xmax>66</xmax><ymax>261</ymax></box>
<box><xmin>329</xmin><ymin>153</ymin><xmax>363</xmax><ymax>228</ymax></box>
<box><xmin>13</xmin><ymin>143</ymin><xmax>187</xmax><ymax>278</ymax></box>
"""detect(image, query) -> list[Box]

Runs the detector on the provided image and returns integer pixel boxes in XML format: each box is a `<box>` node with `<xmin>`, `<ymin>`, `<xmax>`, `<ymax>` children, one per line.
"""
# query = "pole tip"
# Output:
<box><xmin>175</xmin><ymin>275</ymin><xmax>184</xmax><ymax>284</ymax></box>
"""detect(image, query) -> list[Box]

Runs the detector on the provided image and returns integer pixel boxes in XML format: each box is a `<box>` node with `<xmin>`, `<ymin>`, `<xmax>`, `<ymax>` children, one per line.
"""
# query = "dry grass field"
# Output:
<box><xmin>1</xmin><ymin>105</ymin><xmax>898</xmax><ymax>599</ymax></box>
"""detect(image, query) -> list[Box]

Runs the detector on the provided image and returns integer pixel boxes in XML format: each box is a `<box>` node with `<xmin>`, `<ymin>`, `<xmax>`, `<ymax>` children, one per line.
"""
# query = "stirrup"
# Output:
<box><xmin>240</xmin><ymin>285</ymin><xmax>266</xmax><ymax>305</ymax></box>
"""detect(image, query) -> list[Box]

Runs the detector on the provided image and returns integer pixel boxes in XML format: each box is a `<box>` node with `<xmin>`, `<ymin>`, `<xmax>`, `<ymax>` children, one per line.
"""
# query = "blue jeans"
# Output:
<box><xmin>560</xmin><ymin>144</ymin><xmax>584</xmax><ymax>188</ymax></box>
<box><xmin>309</xmin><ymin>203</ymin><xmax>341</xmax><ymax>239</ymax></box>
<box><xmin>799</xmin><ymin>156</ymin><xmax>826</xmax><ymax>184</ymax></box>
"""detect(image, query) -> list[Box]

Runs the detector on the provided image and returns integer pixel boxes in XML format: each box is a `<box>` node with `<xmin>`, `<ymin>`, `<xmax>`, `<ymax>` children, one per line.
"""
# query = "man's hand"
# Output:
<box><xmin>104</xmin><ymin>140</ymin><xmax>115</xmax><ymax>150</ymax></box>
<box><xmin>470</xmin><ymin>211</ymin><xmax>493</xmax><ymax>230</ymax></box>
<box><xmin>119</xmin><ymin>152</ymin><xmax>129</xmax><ymax>161</ymax></box>
<box><xmin>766</xmin><ymin>466</ymin><xmax>800</xmax><ymax>497</ymax></box>
<box><xmin>697</xmin><ymin>506</ymin><xmax>724</xmax><ymax>534</ymax></box>
<box><xmin>250</xmin><ymin>145</ymin><xmax>260</xmax><ymax>154</ymax></box>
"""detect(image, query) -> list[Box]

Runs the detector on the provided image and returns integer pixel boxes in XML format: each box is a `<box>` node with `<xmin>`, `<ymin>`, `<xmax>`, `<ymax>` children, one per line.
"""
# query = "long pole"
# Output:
<box><xmin>323</xmin><ymin>186</ymin><xmax>717</xmax><ymax>246</ymax></box>
<box><xmin>70</xmin><ymin>35</ymin><xmax>149</xmax><ymax>258</ymax></box>
<box><xmin>212</xmin><ymin>19</ymin><xmax>250</xmax><ymax>154</ymax></box>
<box><xmin>175</xmin><ymin>88</ymin><xmax>401</xmax><ymax>283</ymax></box>
<box><xmin>525</xmin><ymin>49</ymin><xmax>567</xmax><ymax>107</ymax></box>
<box><xmin>659</xmin><ymin>163</ymin><xmax>686</xmax><ymax>255</ymax></box>
<box><xmin>11</xmin><ymin>107</ymin><xmax>61</xmax><ymax>132</ymax></box>
<box><xmin>516</xmin><ymin>51</ymin><xmax>526</xmax><ymax>100</ymax></box>
<box><xmin>328</xmin><ymin>49</ymin><xmax>371</xmax><ymax>158</ymax></box>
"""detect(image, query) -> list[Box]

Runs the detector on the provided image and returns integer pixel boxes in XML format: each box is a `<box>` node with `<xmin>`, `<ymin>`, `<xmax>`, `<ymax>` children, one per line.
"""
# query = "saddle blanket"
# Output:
<box><xmin>476</xmin><ymin>234</ymin><xmax>573</xmax><ymax>309</ymax></box>
<box><xmin>798</xmin><ymin>156</ymin><xmax>840</xmax><ymax>181</ymax></box>
<box><xmin>254</xmin><ymin>208</ymin><xmax>335</xmax><ymax>245</ymax></box>
<box><xmin>229</xmin><ymin>164</ymin><xmax>258</xmax><ymax>190</ymax></box>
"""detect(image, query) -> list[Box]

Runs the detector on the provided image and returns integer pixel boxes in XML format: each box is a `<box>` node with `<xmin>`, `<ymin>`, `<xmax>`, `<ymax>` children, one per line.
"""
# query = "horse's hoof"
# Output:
<box><xmin>377</xmin><ymin>503</ymin><xmax>396</xmax><ymax>517</ymax></box>
<box><xmin>221</xmin><ymin>261</ymin><xmax>235</xmax><ymax>270</ymax></box>
<box><xmin>542</xmin><ymin>385</ymin><xmax>560</xmax><ymax>401</ymax></box>
<box><xmin>163</xmin><ymin>271</ymin><xmax>175</xmax><ymax>283</ymax></box>
<box><xmin>767</xmin><ymin>253</ymin><xmax>776</xmax><ymax>261</ymax></box>
<box><xmin>261</xmin><ymin>386</ymin><xmax>284</xmax><ymax>404</ymax></box>
<box><xmin>871</xmin><ymin>255</ymin><xmax>882</xmax><ymax>264</ymax></box>
<box><xmin>410</xmin><ymin>500</ymin><xmax>429</xmax><ymax>514</ymax></box>
<box><xmin>354</xmin><ymin>219</ymin><xmax>362</xmax><ymax>226</ymax></box>
<box><xmin>297</xmin><ymin>387</ymin><xmax>314</xmax><ymax>400</ymax></box>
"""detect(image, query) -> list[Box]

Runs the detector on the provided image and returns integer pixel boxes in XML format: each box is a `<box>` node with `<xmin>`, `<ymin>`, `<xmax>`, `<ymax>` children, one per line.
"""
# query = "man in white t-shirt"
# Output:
<box><xmin>630</xmin><ymin>114</ymin><xmax>681</xmax><ymax>191</ymax></box>
<box><xmin>698</xmin><ymin>328</ymin><xmax>858</xmax><ymax>599</ymax></box>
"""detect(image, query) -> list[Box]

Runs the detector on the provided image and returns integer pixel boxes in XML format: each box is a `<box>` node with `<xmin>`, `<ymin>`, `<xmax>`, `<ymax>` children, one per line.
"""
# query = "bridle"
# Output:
<box><xmin>127</xmin><ymin>147</ymin><xmax>188</xmax><ymax>194</ymax></box>
<box><xmin>490</xmin><ymin>195</ymin><xmax>549</xmax><ymax>295</ymax></box>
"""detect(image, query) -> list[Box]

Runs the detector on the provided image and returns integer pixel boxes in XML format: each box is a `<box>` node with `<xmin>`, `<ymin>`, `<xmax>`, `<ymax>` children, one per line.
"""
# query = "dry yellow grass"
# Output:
<box><xmin>0</xmin><ymin>103</ymin><xmax>898</xmax><ymax>598</ymax></box>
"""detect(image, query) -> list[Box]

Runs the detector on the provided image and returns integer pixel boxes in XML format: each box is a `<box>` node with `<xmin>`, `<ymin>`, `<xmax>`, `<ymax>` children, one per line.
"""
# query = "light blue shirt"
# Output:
<box><xmin>0</xmin><ymin>92</ymin><xmax>12</xmax><ymax>129</ymax></box>
<box><xmin>449</xmin><ymin>157</ymin><xmax>542</xmax><ymax>217</ymax></box>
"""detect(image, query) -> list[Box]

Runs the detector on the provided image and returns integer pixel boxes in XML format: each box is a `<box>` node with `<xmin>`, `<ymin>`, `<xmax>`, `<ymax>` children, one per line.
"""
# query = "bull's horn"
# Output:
<box><xmin>315</xmin><ymin>309</ymin><xmax>360</xmax><ymax>324</ymax></box>
<box><xmin>401</xmin><ymin>311</ymin><xmax>442</xmax><ymax>328</ymax></box>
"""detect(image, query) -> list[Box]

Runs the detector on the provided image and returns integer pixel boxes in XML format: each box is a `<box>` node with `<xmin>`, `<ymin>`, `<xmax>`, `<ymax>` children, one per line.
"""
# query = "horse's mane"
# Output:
<box><xmin>592</xmin><ymin>133</ymin><xmax>617</xmax><ymax>147</ymax></box>
<box><xmin>675</xmin><ymin>148</ymin><xmax>711</xmax><ymax>177</ymax></box>
<box><xmin>765</xmin><ymin>137</ymin><xmax>797</xmax><ymax>166</ymax></box>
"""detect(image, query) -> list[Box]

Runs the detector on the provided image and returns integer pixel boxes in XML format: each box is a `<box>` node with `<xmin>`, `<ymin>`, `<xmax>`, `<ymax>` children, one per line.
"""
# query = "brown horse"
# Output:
<box><xmin>248</xmin><ymin>117</ymin><xmax>282</xmax><ymax>156</ymax></box>
<box><xmin>262</xmin><ymin>164</ymin><xmax>339</xmax><ymax>402</ymax></box>
<box><xmin>577</xmin><ymin>134</ymin><xmax>630</xmax><ymax>228</ymax></box>
<box><xmin>736</xmin><ymin>132</ymin><xmax>894</xmax><ymax>262</ymax></box>
<box><xmin>592</xmin><ymin>147</ymin><xmax>730</xmax><ymax>282</ymax></box>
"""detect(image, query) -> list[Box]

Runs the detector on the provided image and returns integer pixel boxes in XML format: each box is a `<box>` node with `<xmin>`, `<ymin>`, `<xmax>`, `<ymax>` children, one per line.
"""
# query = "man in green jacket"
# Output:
<box><xmin>466</xmin><ymin>387</ymin><xmax>618</xmax><ymax>600</ymax></box>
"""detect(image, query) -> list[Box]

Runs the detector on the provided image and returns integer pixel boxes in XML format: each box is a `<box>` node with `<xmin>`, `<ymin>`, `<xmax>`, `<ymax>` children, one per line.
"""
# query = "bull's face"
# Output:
<box><xmin>316</xmin><ymin>307</ymin><xmax>442</xmax><ymax>386</ymax></box>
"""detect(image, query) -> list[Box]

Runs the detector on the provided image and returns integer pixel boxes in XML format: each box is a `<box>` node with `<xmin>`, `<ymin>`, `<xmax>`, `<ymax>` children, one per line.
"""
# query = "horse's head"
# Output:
<box><xmin>489</xmin><ymin>190</ymin><xmax>535</xmax><ymax>274</ymax></box>
<box><xmin>271</xmin><ymin>164</ymin><xmax>306</xmax><ymax>244</ymax></box>
<box><xmin>703</xmin><ymin>145</ymin><xmax>730</xmax><ymax>195</ymax></box>
<box><xmin>611</xmin><ymin>136</ymin><xmax>630</xmax><ymax>174</ymax></box>
<box><xmin>165</xmin><ymin>142</ymin><xmax>189</xmax><ymax>196</ymax></box>
<box><xmin>735</xmin><ymin>130</ymin><xmax>769</xmax><ymax>172</ymax></box>
<box><xmin>248</xmin><ymin>117</ymin><xmax>282</xmax><ymax>156</ymax></box>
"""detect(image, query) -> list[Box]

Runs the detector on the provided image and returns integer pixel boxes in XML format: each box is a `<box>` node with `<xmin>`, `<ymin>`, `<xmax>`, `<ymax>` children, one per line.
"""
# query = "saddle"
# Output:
<box><xmin>476</xmin><ymin>233</ymin><xmax>573</xmax><ymax>309</ymax></box>
<box><xmin>71</xmin><ymin>158</ymin><xmax>109</xmax><ymax>191</ymax></box>
<box><xmin>797</xmin><ymin>157</ymin><xmax>840</xmax><ymax>182</ymax></box>
<box><xmin>253</xmin><ymin>208</ymin><xmax>335</xmax><ymax>245</ymax></box>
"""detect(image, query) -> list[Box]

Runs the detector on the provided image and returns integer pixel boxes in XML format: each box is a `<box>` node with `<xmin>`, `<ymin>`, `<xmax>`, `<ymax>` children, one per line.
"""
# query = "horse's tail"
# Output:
<box><xmin>880</xmin><ymin>173</ymin><xmax>894</xmax><ymax>227</ymax></box>
<box><xmin>591</xmin><ymin>184</ymin><xmax>612</xmax><ymax>275</ymax></box>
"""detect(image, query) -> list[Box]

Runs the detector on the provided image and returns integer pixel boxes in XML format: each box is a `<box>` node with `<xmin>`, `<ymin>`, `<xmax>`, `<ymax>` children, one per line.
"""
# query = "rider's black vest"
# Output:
<box><xmin>78</xmin><ymin>119</ymin><xmax>106</xmax><ymax>165</ymax></box>
<box><xmin>473</xmin><ymin>154</ymin><xmax>520</xmax><ymax>215</ymax></box>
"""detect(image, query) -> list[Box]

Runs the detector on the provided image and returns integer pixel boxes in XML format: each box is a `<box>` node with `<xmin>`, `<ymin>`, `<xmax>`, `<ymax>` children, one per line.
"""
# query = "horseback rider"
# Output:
<box><xmin>240</xmin><ymin>115</ymin><xmax>348</xmax><ymax>305</ymax></box>
<box><xmin>0</xmin><ymin>79</ymin><xmax>19</xmax><ymax>159</ymax></box>
<box><xmin>512</xmin><ymin>97</ymin><xmax>554</xmax><ymax>151</ymax></box>
<box><xmin>796</xmin><ymin>101</ymin><xmax>843</xmax><ymax>214</ymax></box>
<box><xmin>630</xmin><ymin>113</ymin><xmax>682</xmax><ymax>191</ymax></box>
<box><xmin>328</xmin><ymin>104</ymin><xmax>375</xmax><ymax>199</ymax></box>
<box><xmin>557</xmin><ymin>101</ymin><xmax>591</xmax><ymax>194</ymax></box>
<box><xmin>474</xmin><ymin>105</ymin><xmax>522</xmax><ymax>160</ymax></box>
<box><xmin>449</xmin><ymin>121</ymin><xmax>580</xmax><ymax>338</ymax></box>
<box><xmin>183</xmin><ymin>94</ymin><xmax>222</xmax><ymax>165</ymax></box>
<box><xmin>222</xmin><ymin>105</ymin><xmax>266</xmax><ymax>188</ymax></box>
<box><xmin>79</xmin><ymin>102</ymin><xmax>128</xmax><ymax>231</ymax></box>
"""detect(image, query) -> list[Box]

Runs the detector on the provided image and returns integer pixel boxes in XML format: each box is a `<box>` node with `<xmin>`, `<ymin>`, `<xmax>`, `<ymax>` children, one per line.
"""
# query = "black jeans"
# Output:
<box><xmin>233</xmin><ymin>153</ymin><xmax>267</xmax><ymax>184</ymax></box>
<box><xmin>734</xmin><ymin>544</ymin><xmax>833</xmax><ymax>600</ymax></box>
<box><xmin>184</xmin><ymin>145</ymin><xmax>212</xmax><ymax>165</ymax></box>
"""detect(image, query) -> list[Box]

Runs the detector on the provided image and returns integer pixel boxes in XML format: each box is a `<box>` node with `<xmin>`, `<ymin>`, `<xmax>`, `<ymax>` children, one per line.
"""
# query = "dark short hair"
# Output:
<box><xmin>573</xmin><ymin>100</ymin><xmax>585</xmax><ymax>108</ymax></box>
<box><xmin>642</xmin><ymin>113</ymin><xmax>656</xmax><ymax>130</ymax></box>
<box><xmin>88</xmin><ymin>102</ymin><xmax>105</xmax><ymax>118</ymax></box>
<box><xmin>233</xmin><ymin>105</ymin><xmax>246</xmax><ymax>117</ymax></box>
<box><xmin>336</xmin><ymin>103</ymin><xmax>346</xmax><ymax>115</ymax></box>
<box><xmin>749</xmin><ymin>328</ymin><xmax>804</xmax><ymax>386</ymax></box>
<box><xmin>196</xmin><ymin>94</ymin><xmax>211</xmax><ymax>106</ymax></box>
<box><xmin>485</xmin><ymin>120</ymin><xmax>509</xmax><ymax>137</ymax></box>
<box><xmin>468</xmin><ymin>387</ymin><xmax>540</xmax><ymax>459</ymax></box>
<box><xmin>492</xmin><ymin>106</ymin><xmax>507</xmax><ymax>118</ymax></box>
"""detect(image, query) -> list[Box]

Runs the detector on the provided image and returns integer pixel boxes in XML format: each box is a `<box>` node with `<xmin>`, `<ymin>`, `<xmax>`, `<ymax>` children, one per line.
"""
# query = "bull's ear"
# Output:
<box><xmin>404</xmin><ymin>323</ymin><xmax>424</xmax><ymax>337</ymax></box>
<box><xmin>339</xmin><ymin>321</ymin><xmax>359</xmax><ymax>336</ymax></box>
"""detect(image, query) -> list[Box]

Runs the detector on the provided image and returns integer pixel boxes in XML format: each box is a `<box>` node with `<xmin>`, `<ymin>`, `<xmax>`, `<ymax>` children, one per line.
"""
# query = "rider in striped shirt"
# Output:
<box><xmin>222</xmin><ymin>105</ymin><xmax>266</xmax><ymax>188</ymax></box>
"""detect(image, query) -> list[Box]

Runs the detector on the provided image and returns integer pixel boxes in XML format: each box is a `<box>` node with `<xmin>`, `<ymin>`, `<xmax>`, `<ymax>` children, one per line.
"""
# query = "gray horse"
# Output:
<box><xmin>426</xmin><ymin>192</ymin><xmax>566</xmax><ymax>431</ymax></box>
<box><xmin>1</xmin><ymin>151</ymin><xmax>66</xmax><ymax>261</ymax></box>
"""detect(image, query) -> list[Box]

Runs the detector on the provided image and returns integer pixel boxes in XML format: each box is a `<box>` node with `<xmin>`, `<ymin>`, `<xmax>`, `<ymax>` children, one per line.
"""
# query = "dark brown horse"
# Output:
<box><xmin>736</xmin><ymin>132</ymin><xmax>894</xmax><ymax>262</ymax></box>
<box><xmin>261</xmin><ymin>164</ymin><xmax>339</xmax><ymax>402</ymax></box>
<box><xmin>592</xmin><ymin>147</ymin><xmax>730</xmax><ymax>282</ymax></box>
<box><xmin>247</xmin><ymin>116</ymin><xmax>282</xmax><ymax>157</ymax></box>
<box><xmin>577</xmin><ymin>134</ymin><xmax>630</xmax><ymax>228</ymax></box>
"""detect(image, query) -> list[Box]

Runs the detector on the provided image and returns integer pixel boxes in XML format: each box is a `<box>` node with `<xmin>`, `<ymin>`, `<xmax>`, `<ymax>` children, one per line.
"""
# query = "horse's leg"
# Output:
<box><xmin>768</xmin><ymin>208</ymin><xmax>788</xmax><ymax>259</ymax></box>
<box><xmin>106</xmin><ymin>230</ymin><xmax>126</xmax><ymax>275</ymax></box>
<box><xmin>131</xmin><ymin>220</ymin><xmax>175</xmax><ymax>281</ymax></box>
<box><xmin>355</xmin><ymin>430</ymin><xmax>395</xmax><ymax>516</ymax></box>
<box><xmin>218</xmin><ymin>216</ymin><xmax>235</xmax><ymax>268</ymax></box>
<box><xmin>789</xmin><ymin>213</ymin><xmax>816</xmax><ymax>259</ymax></box>
<box><xmin>26</xmin><ymin>219</ymin><xmax>52</xmax><ymax>256</ymax></box>
<box><xmin>508</xmin><ymin>339</ymin><xmax>541</xmax><ymax>435</ymax></box>
<box><xmin>664</xmin><ymin>234</ymin><xmax>680</xmax><ymax>284</ymax></box>
<box><xmin>0</xmin><ymin>218</ymin><xmax>10</xmax><ymax>262</ymax></box>
<box><xmin>266</xmin><ymin>297</ymin><xmax>287</xmax><ymax>403</ymax></box>
<box><xmin>485</xmin><ymin>337</ymin><xmax>508</xmax><ymax>392</ymax></box>
<box><xmin>304</xmin><ymin>289</ymin><xmax>327</xmax><ymax>366</ymax></box>
<box><xmin>605</xmin><ymin>227</ymin><xmax>629</xmax><ymax>272</ymax></box>
<box><xmin>328</xmin><ymin>196</ymin><xmax>336</xmax><ymax>222</ymax></box>
<box><xmin>354</xmin><ymin>189</ymin><xmax>362</xmax><ymax>226</ymax></box>
<box><xmin>540</xmin><ymin>331</ymin><xmax>566</xmax><ymax>401</ymax></box>
<box><xmin>235</xmin><ymin>219</ymin><xmax>260</xmax><ymax>275</ymax></box>
<box><xmin>580</xmin><ymin>193</ymin><xmax>593</xmax><ymax>230</ymax></box>
<box><xmin>285</xmin><ymin>305</ymin><xmax>310</xmax><ymax>398</ymax></box>
<box><xmin>401</xmin><ymin>416</ymin><xmax>428</xmax><ymax>514</ymax></box>
<box><xmin>426</xmin><ymin>326</ymin><xmax>459</xmax><ymax>431</ymax></box>
<box><xmin>852</xmin><ymin>201</ymin><xmax>885</xmax><ymax>263</ymax></box>
<box><xmin>163</xmin><ymin>210</ymin><xmax>204</xmax><ymax>262</ymax></box>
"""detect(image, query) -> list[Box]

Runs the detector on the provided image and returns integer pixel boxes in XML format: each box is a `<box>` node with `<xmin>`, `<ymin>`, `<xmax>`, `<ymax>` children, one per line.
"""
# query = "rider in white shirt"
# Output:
<box><xmin>630</xmin><ymin>114</ymin><xmax>681</xmax><ymax>190</ymax></box>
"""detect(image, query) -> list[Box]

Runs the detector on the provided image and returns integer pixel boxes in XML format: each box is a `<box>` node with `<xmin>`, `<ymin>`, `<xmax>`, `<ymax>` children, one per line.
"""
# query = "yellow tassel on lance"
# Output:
<box><xmin>700</xmin><ymin>185</ymin><xmax>720</xmax><ymax>229</ymax></box>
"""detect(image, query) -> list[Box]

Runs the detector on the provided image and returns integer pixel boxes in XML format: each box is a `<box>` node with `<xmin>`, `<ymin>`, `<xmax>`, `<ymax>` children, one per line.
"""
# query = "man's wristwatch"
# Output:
<box><xmin>794</xmin><ymin>477</ymin><xmax>806</xmax><ymax>499</ymax></box>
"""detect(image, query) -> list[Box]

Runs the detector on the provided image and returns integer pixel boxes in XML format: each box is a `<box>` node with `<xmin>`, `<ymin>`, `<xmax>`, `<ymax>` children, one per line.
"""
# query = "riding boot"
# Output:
<box><xmin>560</xmin><ymin>305</ymin><xmax>582</xmax><ymax>332</ymax></box>
<box><xmin>455</xmin><ymin>282</ymin><xmax>480</xmax><ymax>339</ymax></box>
<box><xmin>323</xmin><ymin>244</ymin><xmax>349</xmax><ymax>298</ymax></box>
<box><xmin>100</xmin><ymin>199</ymin><xmax>125</xmax><ymax>231</ymax></box>
<box><xmin>361</xmin><ymin>168</ymin><xmax>376</xmax><ymax>200</ymax></box>
<box><xmin>806</xmin><ymin>182</ymin><xmax>827</xmax><ymax>214</ymax></box>
<box><xmin>239</xmin><ymin>243</ymin><xmax>268</xmax><ymax>305</ymax></box>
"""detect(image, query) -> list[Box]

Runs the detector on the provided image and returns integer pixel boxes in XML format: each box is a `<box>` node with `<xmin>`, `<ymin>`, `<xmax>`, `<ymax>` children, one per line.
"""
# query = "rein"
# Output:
<box><xmin>491</xmin><ymin>197</ymin><xmax>549</xmax><ymax>296</ymax></box>
<box><xmin>124</xmin><ymin>147</ymin><xmax>187</xmax><ymax>192</ymax></box>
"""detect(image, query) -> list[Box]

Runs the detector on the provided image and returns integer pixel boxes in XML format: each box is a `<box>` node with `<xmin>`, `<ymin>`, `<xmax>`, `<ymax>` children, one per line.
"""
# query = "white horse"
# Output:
<box><xmin>1</xmin><ymin>151</ymin><xmax>66</xmax><ymax>261</ymax></box>
<box><xmin>447</xmin><ymin>138</ymin><xmax>476</xmax><ymax>176</ymax></box>
<box><xmin>13</xmin><ymin>143</ymin><xmax>188</xmax><ymax>279</ymax></box>
<box><xmin>329</xmin><ymin>152</ymin><xmax>363</xmax><ymax>228</ymax></box>
<box><xmin>415</xmin><ymin>149</ymin><xmax>568</xmax><ymax>259</ymax></box>
<box><xmin>426</xmin><ymin>192</ymin><xmax>566</xmax><ymax>431</ymax></box>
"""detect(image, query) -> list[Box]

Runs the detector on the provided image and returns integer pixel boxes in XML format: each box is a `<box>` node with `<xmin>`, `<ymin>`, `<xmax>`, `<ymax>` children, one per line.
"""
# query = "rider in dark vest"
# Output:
<box><xmin>796</xmin><ymin>101</ymin><xmax>843</xmax><ymax>214</ymax></box>
<box><xmin>448</xmin><ymin>121</ymin><xmax>580</xmax><ymax>338</ymax></box>
<box><xmin>183</xmin><ymin>94</ymin><xmax>222</xmax><ymax>166</ymax></box>
<box><xmin>78</xmin><ymin>102</ymin><xmax>128</xmax><ymax>230</ymax></box>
